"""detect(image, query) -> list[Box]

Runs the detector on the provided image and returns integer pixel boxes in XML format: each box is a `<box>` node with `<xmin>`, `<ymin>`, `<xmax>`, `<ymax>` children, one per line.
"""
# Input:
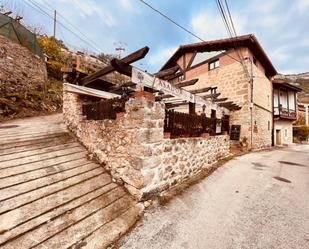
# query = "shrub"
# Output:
<box><xmin>294</xmin><ymin>125</ymin><xmax>309</xmax><ymax>142</ymax></box>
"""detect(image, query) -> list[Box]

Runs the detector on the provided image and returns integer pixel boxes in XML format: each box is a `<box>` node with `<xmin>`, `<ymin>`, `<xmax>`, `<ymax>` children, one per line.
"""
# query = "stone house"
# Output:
<box><xmin>160</xmin><ymin>34</ymin><xmax>277</xmax><ymax>149</ymax></box>
<box><xmin>274</xmin><ymin>73</ymin><xmax>309</xmax><ymax>126</ymax></box>
<box><xmin>272</xmin><ymin>79</ymin><xmax>301</xmax><ymax>145</ymax></box>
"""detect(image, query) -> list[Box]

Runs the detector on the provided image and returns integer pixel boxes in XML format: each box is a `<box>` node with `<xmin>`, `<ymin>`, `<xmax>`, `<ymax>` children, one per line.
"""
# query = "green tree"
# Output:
<box><xmin>97</xmin><ymin>52</ymin><xmax>116</xmax><ymax>64</ymax></box>
<box><xmin>37</xmin><ymin>36</ymin><xmax>68</xmax><ymax>80</ymax></box>
<box><xmin>297</xmin><ymin>125</ymin><xmax>309</xmax><ymax>142</ymax></box>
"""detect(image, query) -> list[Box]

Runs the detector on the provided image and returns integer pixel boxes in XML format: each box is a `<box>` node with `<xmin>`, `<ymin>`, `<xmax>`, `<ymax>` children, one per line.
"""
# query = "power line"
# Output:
<box><xmin>138</xmin><ymin>0</ymin><xmax>204</xmax><ymax>42</ymax></box>
<box><xmin>216</xmin><ymin>0</ymin><xmax>255</xmax><ymax>148</ymax></box>
<box><xmin>215</xmin><ymin>0</ymin><xmax>250</xmax><ymax>79</ymax></box>
<box><xmin>137</xmin><ymin>0</ymin><xmax>241</xmax><ymax>64</ymax></box>
<box><xmin>24</xmin><ymin>0</ymin><xmax>101</xmax><ymax>54</ymax></box>
<box><xmin>27</xmin><ymin>0</ymin><xmax>99</xmax><ymax>53</ymax></box>
<box><xmin>38</xmin><ymin>0</ymin><xmax>103</xmax><ymax>53</ymax></box>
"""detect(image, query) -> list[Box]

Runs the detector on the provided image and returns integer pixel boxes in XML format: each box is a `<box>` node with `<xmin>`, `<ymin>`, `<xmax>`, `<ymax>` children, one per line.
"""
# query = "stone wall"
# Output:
<box><xmin>63</xmin><ymin>91</ymin><xmax>229</xmax><ymax>200</ymax></box>
<box><xmin>140</xmin><ymin>135</ymin><xmax>229</xmax><ymax>195</ymax></box>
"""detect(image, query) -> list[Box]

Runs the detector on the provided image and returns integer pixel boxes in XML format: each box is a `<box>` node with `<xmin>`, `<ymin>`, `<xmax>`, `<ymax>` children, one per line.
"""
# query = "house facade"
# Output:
<box><xmin>272</xmin><ymin>80</ymin><xmax>301</xmax><ymax>145</ymax></box>
<box><xmin>160</xmin><ymin>34</ymin><xmax>277</xmax><ymax>149</ymax></box>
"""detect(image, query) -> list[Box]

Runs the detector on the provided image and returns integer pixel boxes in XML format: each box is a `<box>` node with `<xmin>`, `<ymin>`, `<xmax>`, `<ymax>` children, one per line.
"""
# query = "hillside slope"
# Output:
<box><xmin>275</xmin><ymin>72</ymin><xmax>309</xmax><ymax>103</ymax></box>
<box><xmin>0</xmin><ymin>35</ymin><xmax>62</xmax><ymax>121</ymax></box>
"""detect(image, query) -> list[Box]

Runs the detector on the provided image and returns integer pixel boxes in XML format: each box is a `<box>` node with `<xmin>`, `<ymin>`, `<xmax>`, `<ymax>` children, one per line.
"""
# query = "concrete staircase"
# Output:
<box><xmin>0</xmin><ymin>114</ymin><xmax>143</xmax><ymax>249</ymax></box>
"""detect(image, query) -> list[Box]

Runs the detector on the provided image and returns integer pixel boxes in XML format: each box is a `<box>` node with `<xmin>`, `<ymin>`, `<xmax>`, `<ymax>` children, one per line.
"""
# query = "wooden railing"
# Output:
<box><xmin>164</xmin><ymin>110</ymin><xmax>229</xmax><ymax>138</ymax></box>
<box><xmin>82</xmin><ymin>98</ymin><xmax>126</xmax><ymax>120</ymax></box>
<box><xmin>274</xmin><ymin>106</ymin><xmax>296</xmax><ymax>119</ymax></box>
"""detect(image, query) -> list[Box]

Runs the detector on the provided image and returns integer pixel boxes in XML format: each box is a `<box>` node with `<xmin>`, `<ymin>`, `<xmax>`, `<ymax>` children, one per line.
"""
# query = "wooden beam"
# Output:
<box><xmin>164</xmin><ymin>71</ymin><xmax>183</xmax><ymax>81</ymax></box>
<box><xmin>174</xmin><ymin>78</ymin><xmax>198</xmax><ymax>88</ymax></box>
<box><xmin>160</xmin><ymin>94</ymin><xmax>174</xmax><ymax>99</ymax></box>
<box><xmin>131</xmin><ymin>67</ymin><xmax>229</xmax><ymax>112</ymax></box>
<box><xmin>213</xmin><ymin>97</ymin><xmax>228</xmax><ymax>102</ymax></box>
<box><xmin>81</xmin><ymin>46</ymin><xmax>149</xmax><ymax>85</ymax></box>
<box><xmin>202</xmin><ymin>93</ymin><xmax>221</xmax><ymax>99</ymax></box>
<box><xmin>218</xmin><ymin>101</ymin><xmax>234</xmax><ymax>107</ymax></box>
<box><xmin>110</xmin><ymin>59</ymin><xmax>133</xmax><ymax>77</ymax></box>
<box><xmin>154</xmin><ymin>66</ymin><xmax>179</xmax><ymax>78</ymax></box>
<box><xmin>189</xmin><ymin>102</ymin><xmax>196</xmax><ymax>114</ymax></box>
<box><xmin>166</xmin><ymin>101</ymin><xmax>189</xmax><ymax>108</ymax></box>
<box><xmin>189</xmin><ymin>87</ymin><xmax>212</xmax><ymax>94</ymax></box>
<box><xmin>63</xmin><ymin>83</ymin><xmax>121</xmax><ymax>99</ymax></box>
<box><xmin>186</xmin><ymin>51</ymin><xmax>197</xmax><ymax>69</ymax></box>
<box><xmin>217</xmin><ymin>101</ymin><xmax>234</xmax><ymax>105</ymax></box>
<box><xmin>109</xmin><ymin>81</ymin><xmax>136</xmax><ymax>90</ymax></box>
<box><xmin>229</xmin><ymin>105</ymin><xmax>241</xmax><ymax>111</ymax></box>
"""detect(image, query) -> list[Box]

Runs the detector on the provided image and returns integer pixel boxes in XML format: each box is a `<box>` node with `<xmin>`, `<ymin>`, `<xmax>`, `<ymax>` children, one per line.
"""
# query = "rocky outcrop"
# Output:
<box><xmin>275</xmin><ymin>73</ymin><xmax>309</xmax><ymax>103</ymax></box>
<box><xmin>0</xmin><ymin>35</ymin><xmax>61</xmax><ymax>119</ymax></box>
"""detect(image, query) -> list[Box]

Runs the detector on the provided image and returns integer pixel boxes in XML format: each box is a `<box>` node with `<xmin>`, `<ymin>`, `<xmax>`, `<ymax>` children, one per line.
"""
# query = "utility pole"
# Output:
<box><xmin>114</xmin><ymin>41</ymin><xmax>126</xmax><ymax>59</ymax></box>
<box><xmin>53</xmin><ymin>10</ymin><xmax>56</xmax><ymax>38</ymax></box>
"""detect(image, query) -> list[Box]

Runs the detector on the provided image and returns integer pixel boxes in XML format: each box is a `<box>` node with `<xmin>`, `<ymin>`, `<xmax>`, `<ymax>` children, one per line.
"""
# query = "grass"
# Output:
<box><xmin>0</xmin><ymin>78</ymin><xmax>63</xmax><ymax>122</ymax></box>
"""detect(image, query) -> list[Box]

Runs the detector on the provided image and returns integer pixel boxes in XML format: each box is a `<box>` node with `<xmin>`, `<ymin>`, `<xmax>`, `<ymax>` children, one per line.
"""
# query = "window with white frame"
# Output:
<box><xmin>209</xmin><ymin>59</ymin><xmax>220</xmax><ymax>70</ymax></box>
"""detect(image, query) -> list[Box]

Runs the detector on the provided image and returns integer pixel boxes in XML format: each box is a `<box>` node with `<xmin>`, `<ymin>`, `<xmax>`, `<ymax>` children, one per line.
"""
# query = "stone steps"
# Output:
<box><xmin>0</xmin><ymin>114</ymin><xmax>143</xmax><ymax>249</ymax></box>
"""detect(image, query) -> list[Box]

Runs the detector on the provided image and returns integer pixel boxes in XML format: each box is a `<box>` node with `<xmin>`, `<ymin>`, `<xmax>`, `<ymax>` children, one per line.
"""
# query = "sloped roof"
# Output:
<box><xmin>160</xmin><ymin>34</ymin><xmax>277</xmax><ymax>77</ymax></box>
<box><xmin>274</xmin><ymin>73</ymin><xmax>309</xmax><ymax>103</ymax></box>
<box><xmin>272</xmin><ymin>79</ymin><xmax>302</xmax><ymax>92</ymax></box>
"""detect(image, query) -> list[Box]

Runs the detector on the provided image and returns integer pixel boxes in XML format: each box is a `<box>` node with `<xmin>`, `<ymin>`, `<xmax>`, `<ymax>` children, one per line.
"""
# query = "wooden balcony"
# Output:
<box><xmin>274</xmin><ymin>107</ymin><xmax>297</xmax><ymax>120</ymax></box>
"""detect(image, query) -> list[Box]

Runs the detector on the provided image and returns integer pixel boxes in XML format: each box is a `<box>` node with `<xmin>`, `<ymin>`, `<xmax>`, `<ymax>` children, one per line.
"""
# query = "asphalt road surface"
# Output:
<box><xmin>120</xmin><ymin>145</ymin><xmax>309</xmax><ymax>249</ymax></box>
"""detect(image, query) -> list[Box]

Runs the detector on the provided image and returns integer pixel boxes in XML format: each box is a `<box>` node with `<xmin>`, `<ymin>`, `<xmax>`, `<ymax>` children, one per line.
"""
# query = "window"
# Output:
<box><xmin>285</xmin><ymin>129</ymin><xmax>288</xmax><ymax>137</ymax></box>
<box><xmin>178</xmin><ymin>75</ymin><xmax>184</xmax><ymax>82</ymax></box>
<box><xmin>209</xmin><ymin>59</ymin><xmax>219</xmax><ymax>70</ymax></box>
<box><xmin>268</xmin><ymin>121</ymin><xmax>270</xmax><ymax>131</ymax></box>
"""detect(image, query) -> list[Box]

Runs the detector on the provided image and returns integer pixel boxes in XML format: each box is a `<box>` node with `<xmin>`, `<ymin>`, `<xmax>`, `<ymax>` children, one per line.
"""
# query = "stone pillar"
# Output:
<box><xmin>123</xmin><ymin>95</ymin><xmax>165</xmax><ymax>199</ymax></box>
<box><xmin>62</xmin><ymin>89</ymin><xmax>166</xmax><ymax>200</ymax></box>
<box><xmin>63</xmin><ymin>91</ymin><xmax>84</xmax><ymax>129</ymax></box>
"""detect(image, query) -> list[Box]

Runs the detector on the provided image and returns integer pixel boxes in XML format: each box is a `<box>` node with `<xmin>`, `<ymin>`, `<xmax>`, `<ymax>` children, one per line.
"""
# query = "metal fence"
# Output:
<box><xmin>0</xmin><ymin>13</ymin><xmax>43</xmax><ymax>57</ymax></box>
<box><xmin>164</xmin><ymin>110</ymin><xmax>229</xmax><ymax>138</ymax></box>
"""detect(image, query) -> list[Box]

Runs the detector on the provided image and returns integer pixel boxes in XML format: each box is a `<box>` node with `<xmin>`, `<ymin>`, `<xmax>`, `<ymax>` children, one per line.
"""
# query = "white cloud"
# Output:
<box><xmin>72</xmin><ymin>0</ymin><xmax>115</xmax><ymax>27</ymax></box>
<box><xmin>191</xmin><ymin>11</ymin><xmax>225</xmax><ymax>41</ymax></box>
<box><xmin>190</xmin><ymin>10</ymin><xmax>245</xmax><ymax>41</ymax></box>
<box><xmin>250</xmin><ymin>0</ymin><xmax>281</xmax><ymax>14</ymax></box>
<box><xmin>296</xmin><ymin>0</ymin><xmax>309</xmax><ymax>13</ymax></box>
<box><xmin>270</xmin><ymin>47</ymin><xmax>290</xmax><ymax>62</ymax></box>
<box><xmin>119</xmin><ymin>0</ymin><xmax>134</xmax><ymax>10</ymax></box>
<box><xmin>149</xmin><ymin>47</ymin><xmax>177</xmax><ymax>67</ymax></box>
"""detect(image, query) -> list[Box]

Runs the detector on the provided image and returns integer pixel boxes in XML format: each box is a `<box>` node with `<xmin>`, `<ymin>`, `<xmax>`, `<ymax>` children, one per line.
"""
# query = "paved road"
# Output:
<box><xmin>120</xmin><ymin>145</ymin><xmax>309</xmax><ymax>249</ymax></box>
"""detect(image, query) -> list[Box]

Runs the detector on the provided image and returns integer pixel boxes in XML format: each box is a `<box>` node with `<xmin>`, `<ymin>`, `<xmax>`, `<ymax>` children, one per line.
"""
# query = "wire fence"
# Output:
<box><xmin>0</xmin><ymin>13</ymin><xmax>43</xmax><ymax>57</ymax></box>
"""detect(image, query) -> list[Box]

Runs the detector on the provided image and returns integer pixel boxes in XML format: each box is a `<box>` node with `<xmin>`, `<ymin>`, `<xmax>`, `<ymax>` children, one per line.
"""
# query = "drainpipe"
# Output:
<box><xmin>271</xmin><ymin>78</ymin><xmax>274</xmax><ymax>146</ymax></box>
<box><xmin>249</xmin><ymin>58</ymin><xmax>253</xmax><ymax>149</ymax></box>
<box><xmin>305</xmin><ymin>104</ymin><xmax>309</xmax><ymax>143</ymax></box>
<box><xmin>305</xmin><ymin>104</ymin><xmax>309</xmax><ymax>126</ymax></box>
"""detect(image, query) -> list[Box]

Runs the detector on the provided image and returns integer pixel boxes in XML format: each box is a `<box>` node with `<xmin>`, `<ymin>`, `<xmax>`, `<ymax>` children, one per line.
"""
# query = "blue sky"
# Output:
<box><xmin>3</xmin><ymin>0</ymin><xmax>309</xmax><ymax>74</ymax></box>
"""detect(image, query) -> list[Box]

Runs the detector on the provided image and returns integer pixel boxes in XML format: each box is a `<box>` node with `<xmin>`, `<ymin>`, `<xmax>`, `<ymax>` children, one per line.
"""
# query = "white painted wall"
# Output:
<box><xmin>274</xmin><ymin>120</ymin><xmax>293</xmax><ymax>145</ymax></box>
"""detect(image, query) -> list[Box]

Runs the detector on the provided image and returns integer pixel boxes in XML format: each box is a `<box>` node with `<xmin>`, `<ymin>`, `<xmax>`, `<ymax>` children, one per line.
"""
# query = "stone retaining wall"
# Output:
<box><xmin>63</xmin><ymin>91</ymin><xmax>229</xmax><ymax>200</ymax></box>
